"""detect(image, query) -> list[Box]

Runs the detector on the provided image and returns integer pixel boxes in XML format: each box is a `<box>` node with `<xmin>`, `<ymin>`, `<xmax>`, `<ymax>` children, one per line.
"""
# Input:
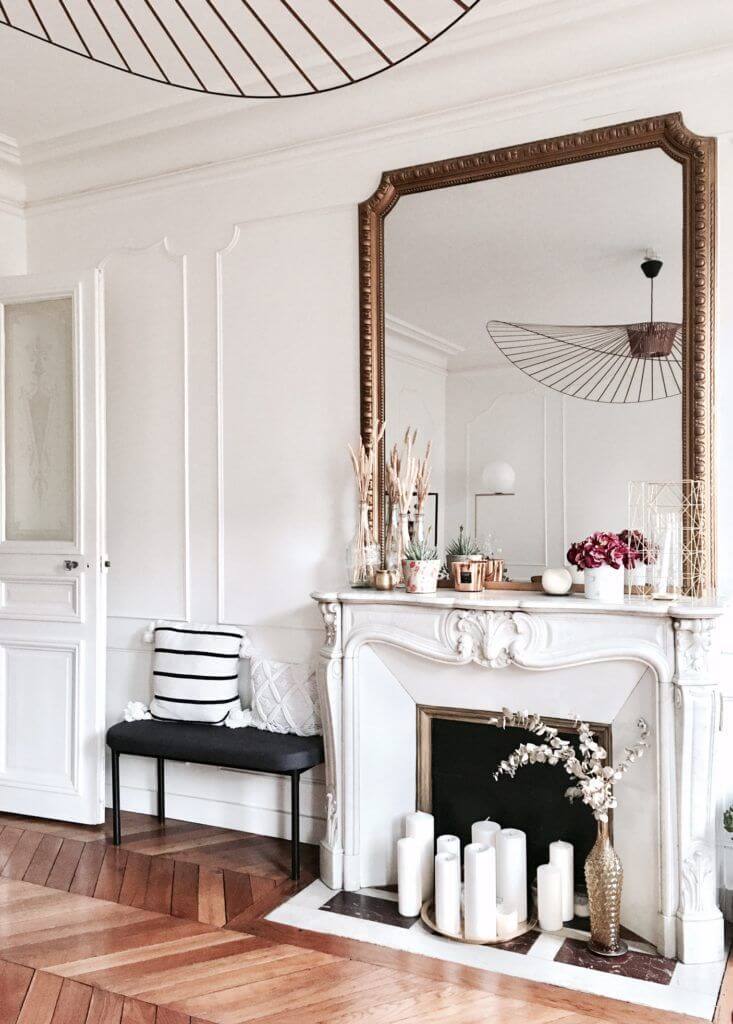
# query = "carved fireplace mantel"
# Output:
<box><xmin>311</xmin><ymin>589</ymin><xmax>725</xmax><ymax>965</ymax></box>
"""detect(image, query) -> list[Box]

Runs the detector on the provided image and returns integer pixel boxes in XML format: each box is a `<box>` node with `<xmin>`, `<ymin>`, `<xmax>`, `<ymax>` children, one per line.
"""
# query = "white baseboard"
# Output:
<box><xmin>108</xmin><ymin>783</ymin><xmax>325</xmax><ymax>846</ymax></box>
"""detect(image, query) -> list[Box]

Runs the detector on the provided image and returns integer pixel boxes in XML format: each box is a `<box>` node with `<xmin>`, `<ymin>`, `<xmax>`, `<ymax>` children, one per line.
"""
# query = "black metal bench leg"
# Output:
<box><xmin>111</xmin><ymin>751</ymin><xmax>121</xmax><ymax>846</ymax></box>
<box><xmin>290</xmin><ymin>771</ymin><xmax>301</xmax><ymax>880</ymax></box>
<box><xmin>157</xmin><ymin>757</ymin><xmax>166</xmax><ymax>824</ymax></box>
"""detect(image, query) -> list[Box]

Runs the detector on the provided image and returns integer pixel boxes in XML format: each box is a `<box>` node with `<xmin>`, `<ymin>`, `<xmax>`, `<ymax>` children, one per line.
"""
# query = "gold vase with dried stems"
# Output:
<box><xmin>346</xmin><ymin>424</ymin><xmax>384</xmax><ymax>588</ymax></box>
<box><xmin>491</xmin><ymin>709</ymin><xmax>649</xmax><ymax>957</ymax></box>
<box><xmin>384</xmin><ymin>442</ymin><xmax>405</xmax><ymax>582</ymax></box>
<box><xmin>414</xmin><ymin>439</ymin><xmax>433</xmax><ymax>544</ymax></box>
<box><xmin>386</xmin><ymin>430</ymin><xmax>418</xmax><ymax>583</ymax></box>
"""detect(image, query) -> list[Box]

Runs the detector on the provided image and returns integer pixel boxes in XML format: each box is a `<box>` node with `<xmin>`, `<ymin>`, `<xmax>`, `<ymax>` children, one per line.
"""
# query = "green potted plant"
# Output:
<box><xmin>445</xmin><ymin>526</ymin><xmax>483</xmax><ymax>570</ymax></box>
<box><xmin>402</xmin><ymin>536</ymin><xmax>442</xmax><ymax>594</ymax></box>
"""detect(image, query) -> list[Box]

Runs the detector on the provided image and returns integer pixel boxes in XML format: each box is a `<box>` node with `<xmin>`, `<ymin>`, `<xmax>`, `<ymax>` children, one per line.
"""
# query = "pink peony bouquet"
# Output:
<box><xmin>618</xmin><ymin>529</ymin><xmax>658</xmax><ymax>566</ymax></box>
<box><xmin>567</xmin><ymin>531</ymin><xmax>638</xmax><ymax>571</ymax></box>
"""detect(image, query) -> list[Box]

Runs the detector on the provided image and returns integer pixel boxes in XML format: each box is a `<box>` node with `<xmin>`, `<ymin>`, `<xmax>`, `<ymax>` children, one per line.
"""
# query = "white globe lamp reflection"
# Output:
<box><xmin>481</xmin><ymin>461</ymin><xmax>516</xmax><ymax>495</ymax></box>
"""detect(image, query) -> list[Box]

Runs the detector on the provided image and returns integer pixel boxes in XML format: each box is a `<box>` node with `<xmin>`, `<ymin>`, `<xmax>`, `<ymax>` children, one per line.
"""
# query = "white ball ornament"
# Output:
<box><xmin>541</xmin><ymin>567</ymin><xmax>573</xmax><ymax>595</ymax></box>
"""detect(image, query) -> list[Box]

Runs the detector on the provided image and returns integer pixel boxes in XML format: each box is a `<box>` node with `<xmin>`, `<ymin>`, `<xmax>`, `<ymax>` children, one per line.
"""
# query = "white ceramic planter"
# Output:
<box><xmin>583</xmin><ymin>564</ymin><xmax>624</xmax><ymax>602</ymax></box>
<box><xmin>402</xmin><ymin>559</ymin><xmax>441</xmax><ymax>594</ymax></box>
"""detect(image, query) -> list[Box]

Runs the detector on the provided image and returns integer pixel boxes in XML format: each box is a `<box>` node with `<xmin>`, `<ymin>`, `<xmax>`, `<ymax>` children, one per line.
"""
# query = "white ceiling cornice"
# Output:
<box><xmin>18</xmin><ymin>38</ymin><xmax>733</xmax><ymax>216</ymax></box>
<box><xmin>386</xmin><ymin>314</ymin><xmax>464</xmax><ymax>372</ymax></box>
<box><xmin>0</xmin><ymin>132</ymin><xmax>21</xmax><ymax>166</ymax></box>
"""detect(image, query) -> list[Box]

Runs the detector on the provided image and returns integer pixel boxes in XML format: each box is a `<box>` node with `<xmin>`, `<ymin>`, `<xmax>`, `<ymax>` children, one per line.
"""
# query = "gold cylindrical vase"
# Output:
<box><xmin>584</xmin><ymin>819</ymin><xmax>627</xmax><ymax>956</ymax></box>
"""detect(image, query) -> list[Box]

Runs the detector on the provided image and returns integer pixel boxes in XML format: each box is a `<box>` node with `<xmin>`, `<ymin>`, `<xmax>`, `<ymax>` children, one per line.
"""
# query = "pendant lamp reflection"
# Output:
<box><xmin>486</xmin><ymin>259</ymin><xmax>682</xmax><ymax>404</ymax></box>
<box><xmin>0</xmin><ymin>0</ymin><xmax>481</xmax><ymax>99</ymax></box>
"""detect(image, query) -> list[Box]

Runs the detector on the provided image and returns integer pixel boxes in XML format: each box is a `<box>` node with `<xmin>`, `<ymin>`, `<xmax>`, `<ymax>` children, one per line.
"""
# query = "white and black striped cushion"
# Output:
<box><xmin>149</xmin><ymin>622</ymin><xmax>243</xmax><ymax>725</ymax></box>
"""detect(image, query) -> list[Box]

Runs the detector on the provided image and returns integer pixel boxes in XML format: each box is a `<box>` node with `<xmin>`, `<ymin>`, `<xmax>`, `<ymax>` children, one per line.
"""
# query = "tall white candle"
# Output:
<box><xmin>471</xmin><ymin>820</ymin><xmax>501</xmax><ymax>849</ymax></box>
<box><xmin>537</xmin><ymin>863</ymin><xmax>563</xmax><ymax>931</ymax></box>
<box><xmin>496</xmin><ymin>828</ymin><xmax>527</xmax><ymax>922</ymax></box>
<box><xmin>397</xmin><ymin>837</ymin><xmax>422</xmax><ymax>917</ymax></box>
<box><xmin>549</xmin><ymin>840</ymin><xmax>574</xmax><ymax>921</ymax></box>
<box><xmin>435</xmin><ymin>851</ymin><xmax>461</xmax><ymax>936</ymax></box>
<box><xmin>464</xmin><ymin>843</ymin><xmax>497</xmax><ymax>941</ymax></box>
<box><xmin>405</xmin><ymin>811</ymin><xmax>434</xmax><ymax>901</ymax></box>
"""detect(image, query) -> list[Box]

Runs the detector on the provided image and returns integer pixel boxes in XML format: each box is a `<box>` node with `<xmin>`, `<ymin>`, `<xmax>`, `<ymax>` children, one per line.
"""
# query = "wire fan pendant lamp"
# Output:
<box><xmin>485</xmin><ymin>259</ymin><xmax>682</xmax><ymax>404</ymax></box>
<box><xmin>0</xmin><ymin>0</ymin><xmax>479</xmax><ymax>98</ymax></box>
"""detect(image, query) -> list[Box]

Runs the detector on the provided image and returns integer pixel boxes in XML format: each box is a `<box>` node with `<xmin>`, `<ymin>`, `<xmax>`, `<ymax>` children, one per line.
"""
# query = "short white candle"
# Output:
<box><xmin>436</xmin><ymin>835</ymin><xmax>461</xmax><ymax>888</ymax></box>
<box><xmin>397</xmin><ymin>837</ymin><xmax>422</xmax><ymax>917</ymax></box>
<box><xmin>497</xmin><ymin>828</ymin><xmax>527</xmax><ymax>922</ymax></box>
<box><xmin>471</xmin><ymin>820</ymin><xmax>501</xmax><ymax>849</ymax></box>
<box><xmin>464</xmin><ymin>843</ymin><xmax>497</xmax><ymax>942</ymax></box>
<box><xmin>537</xmin><ymin>863</ymin><xmax>563</xmax><ymax>931</ymax></box>
<box><xmin>549</xmin><ymin>840</ymin><xmax>574</xmax><ymax>922</ymax></box>
<box><xmin>496</xmin><ymin>901</ymin><xmax>518</xmax><ymax>939</ymax></box>
<box><xmin>405</xmin><ymin>811</ymin><xmax>435</xmax><ymax>901</ymax></box>
<box><xmin>436</xmin><ymin>834</ymin><xmax>461</xmax><ymax>859</ymax></box>
<box><xmin>435</xmin><ymin>851</ymin><xmax>461</xmax><ymax>935</ymax></box>
<box><xmin>574</xmin><ymin>891</ymin><xmax>590</xmax><ymax>918</ymax></box>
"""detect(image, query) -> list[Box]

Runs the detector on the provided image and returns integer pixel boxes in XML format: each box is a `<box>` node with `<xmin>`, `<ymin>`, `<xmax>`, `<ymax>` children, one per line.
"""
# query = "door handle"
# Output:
<box><xmin>64</xmin><ymin>560</ymin><xmax>80</xmax><ymax>571</ymax></box>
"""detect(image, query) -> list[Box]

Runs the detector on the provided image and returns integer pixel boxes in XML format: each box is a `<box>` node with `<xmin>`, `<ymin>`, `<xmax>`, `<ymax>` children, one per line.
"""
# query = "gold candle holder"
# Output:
<box><xmin>451</xmin><ymin>559</ymin><xmax>485</xmax><ymax>592</ymax></box>
<box><xmin>483</xmin><ymin>558</ymin><xmax>505</xmax><ymax>584</ymax></box>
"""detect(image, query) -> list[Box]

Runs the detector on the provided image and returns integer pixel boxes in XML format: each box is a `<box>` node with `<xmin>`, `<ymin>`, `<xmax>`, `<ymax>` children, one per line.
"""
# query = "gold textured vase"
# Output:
<box><xmin>584</xmin><ymin>820</ymin><xmax>628</xmax><ymax>956</ymax></box>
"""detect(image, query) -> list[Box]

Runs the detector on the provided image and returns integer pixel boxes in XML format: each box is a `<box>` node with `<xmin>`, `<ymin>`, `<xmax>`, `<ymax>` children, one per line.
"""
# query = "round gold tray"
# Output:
<box><xmin>420</xmin><ymin>900</ymin><xmax>536</xmax><ymax>946</ymax></box>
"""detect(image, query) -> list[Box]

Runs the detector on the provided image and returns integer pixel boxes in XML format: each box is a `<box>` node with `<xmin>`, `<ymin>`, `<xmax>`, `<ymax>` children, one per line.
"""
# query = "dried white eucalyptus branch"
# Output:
<box><xmin>490</xmin><ymin>708</ymin><xmax>649</xmax><ymax>822</ymax></box>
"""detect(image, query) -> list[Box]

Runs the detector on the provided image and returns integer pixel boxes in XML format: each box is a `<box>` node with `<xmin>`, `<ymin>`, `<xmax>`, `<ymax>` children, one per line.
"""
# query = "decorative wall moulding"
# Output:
<box><xmin>0</xmin><ymin>0</ymin><xmax>481</xmax><ymax>99</ymax></box>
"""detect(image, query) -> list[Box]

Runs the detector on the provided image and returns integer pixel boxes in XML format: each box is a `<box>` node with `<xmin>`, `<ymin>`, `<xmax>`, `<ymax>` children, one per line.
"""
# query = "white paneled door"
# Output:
<box><xmin>0</xmin><ymin>271</ymin><xmax>106</xmax><ymax>823</ymax></box>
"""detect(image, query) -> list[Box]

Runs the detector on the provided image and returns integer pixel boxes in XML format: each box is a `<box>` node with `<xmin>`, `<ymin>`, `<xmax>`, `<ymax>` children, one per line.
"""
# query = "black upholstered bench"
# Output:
<box><xmin>106</xmin><ymin>720</ymin><xmax>324</xmax><ymax>879</ymax></box>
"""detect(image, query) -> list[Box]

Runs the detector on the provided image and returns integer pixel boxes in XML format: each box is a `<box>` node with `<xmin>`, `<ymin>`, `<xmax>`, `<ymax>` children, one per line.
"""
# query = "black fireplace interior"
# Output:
<box><xmin>430</xmin><ymin>716</ymin><xmax>602</xmax><ymax>899</ymax></box>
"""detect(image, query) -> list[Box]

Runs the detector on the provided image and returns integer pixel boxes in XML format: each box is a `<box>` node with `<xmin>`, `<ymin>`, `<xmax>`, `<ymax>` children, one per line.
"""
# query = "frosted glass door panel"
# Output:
<box><xmin>3</xmin><ymin>297</ymin><xmax>75</xmax><ymax>542</ymax></box>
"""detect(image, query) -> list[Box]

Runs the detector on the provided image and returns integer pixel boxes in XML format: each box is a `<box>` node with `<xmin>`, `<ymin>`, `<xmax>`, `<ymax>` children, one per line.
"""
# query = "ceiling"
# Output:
<box><xmin>0</xmin><ymin>26</ymin><xmax>208</xmax><ymax>147</ymax></box>
<box><xmin>0</xmin><ymin>0</ymin><xmax>645</xmax><ymax>151</ymax></box>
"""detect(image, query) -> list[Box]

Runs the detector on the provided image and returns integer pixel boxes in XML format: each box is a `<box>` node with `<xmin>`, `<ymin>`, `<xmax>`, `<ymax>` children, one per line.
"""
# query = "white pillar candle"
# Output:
<box><xmin>436</xmin><ymin>835</ymin><xmax>461</xmax><ymax>893</ymax></box>
<box><xmin>496</xmin><ymin>828</ymin><xmax>527</xmax><ymax>922</ymax></box>
<box><xmin>464</xmin><ymin>843</ymin><xmax>497</xmax><ymax>942</ymax></box>
<box><xmin>435</xmin><ymin>852</ymin><xmax>461</xmax><ymax>936</ymax></box>
<box><xmin>496</xmin><ymin>901</ymin><xmax>518</xmax><ymax>939</ymax></box>
<box><xmin>405</xmin><ymin>811</ymin><xmax>435</xmax><ymax>901</ymax></box>
<box><xmin>549</xmin><ymin>840</ymin><xmax>574</xmax><ymax>921</ymax></box>
<box><xmin>436</xmin><ymin>834</ymin><xmax>461</xmax><ymax>860</ymax></box>
<box><xmin>397</xmin><ymin>837</ymin><xmax>422</xmax><ymax>917</ymax></box>
<box><xmin>537</xmin><ymin>863</ymin><xmax>563</xmax><ymax>932</ymax></box>
<box><xmin>471</xmin><ymin>820</ymin><xmax>501</xmax><ymax>849</ymax></box>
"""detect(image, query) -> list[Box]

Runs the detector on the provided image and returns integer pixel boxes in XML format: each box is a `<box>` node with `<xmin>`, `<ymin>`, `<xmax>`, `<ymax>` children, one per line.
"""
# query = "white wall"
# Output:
<box><xmin>0</xmin><ymin>208</ymin><xmax>26</xmax><ymax>274</ymax></box>
<box><xmin>8</xmin><ymin>6</ymin><xmax>733</xmax><ymax>852</ymax></box>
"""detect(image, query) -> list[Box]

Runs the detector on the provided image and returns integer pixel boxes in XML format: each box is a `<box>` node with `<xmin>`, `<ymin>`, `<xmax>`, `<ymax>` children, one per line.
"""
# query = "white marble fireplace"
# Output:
<box><xmin>312</xmin><ymin>589</ymin><xmax>725</xmax><ymax>966</ymax></box>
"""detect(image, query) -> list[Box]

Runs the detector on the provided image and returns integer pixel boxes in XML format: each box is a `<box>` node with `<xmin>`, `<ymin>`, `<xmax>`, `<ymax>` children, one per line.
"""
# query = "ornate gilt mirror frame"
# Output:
<box><xmin>359</xmin><ymin>113</ymin><xmax>717</xmax><ymax>587</ymax></box>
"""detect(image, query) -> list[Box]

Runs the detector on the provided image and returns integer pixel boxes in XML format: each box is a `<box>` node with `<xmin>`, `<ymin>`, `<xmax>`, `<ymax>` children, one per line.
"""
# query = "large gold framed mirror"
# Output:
<box><xmin>359</xmin><ymin>113</ymin><xmax>716</xmax><ymax>590</ymax></box>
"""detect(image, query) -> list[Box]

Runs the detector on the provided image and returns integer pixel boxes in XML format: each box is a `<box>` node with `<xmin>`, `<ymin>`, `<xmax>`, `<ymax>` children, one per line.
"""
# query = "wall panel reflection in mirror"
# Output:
<box><xmin>384</xmin><ymin>150</ymin><xmax>682</xmax><ymax>581</ymax></box>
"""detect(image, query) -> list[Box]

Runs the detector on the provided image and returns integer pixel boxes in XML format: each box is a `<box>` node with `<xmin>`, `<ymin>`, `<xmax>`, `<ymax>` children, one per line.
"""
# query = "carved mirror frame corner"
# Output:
<box><xmin>359</xmin><ymin>112</ymin><xmax>717</xmax><ymax>587</ymax></box>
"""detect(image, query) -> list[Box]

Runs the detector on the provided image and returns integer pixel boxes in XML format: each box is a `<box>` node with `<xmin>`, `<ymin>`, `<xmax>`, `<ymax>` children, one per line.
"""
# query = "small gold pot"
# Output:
<box><xmin>374</xmin><ymin>569</ymin><xmax>397</xmax><ymax>591</ymax></box>
<box><xmin>451</xmin><ymin>559</ymin><xmax>485</xmax><ymax>592</ymax></box>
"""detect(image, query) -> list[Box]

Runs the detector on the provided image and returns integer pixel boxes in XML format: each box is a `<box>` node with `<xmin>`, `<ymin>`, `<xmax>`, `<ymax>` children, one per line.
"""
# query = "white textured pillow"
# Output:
<box><xmin>149</xmin><ymin>621</ymin><xmax>243</xmax><ymax>725</ymax></box>
<box><xmin>246</xmin><ymin>645</ymin><xmax>321</xmax><ymax>737</ymax></box>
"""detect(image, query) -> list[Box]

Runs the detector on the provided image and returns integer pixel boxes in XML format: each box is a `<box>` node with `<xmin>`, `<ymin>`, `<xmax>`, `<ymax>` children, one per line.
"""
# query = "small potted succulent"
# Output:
<box><xmin>402</xmin><ymin>536</ymin><xmax>442</xmax><ymax>594</ymax></box>
<box><xmin>567</xmin><ymin>531</ymin><xmax>637</xmax><ymax>603</ymax></box>
<box><xmin>446</xmin><ymin>526</ymin><xmax>483</xmax><ymax>568</ymax></box>
<box><xmin>618</xmin><ymin>529</ymin><xmax>657</xmax><ymax>590</ymax></box>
